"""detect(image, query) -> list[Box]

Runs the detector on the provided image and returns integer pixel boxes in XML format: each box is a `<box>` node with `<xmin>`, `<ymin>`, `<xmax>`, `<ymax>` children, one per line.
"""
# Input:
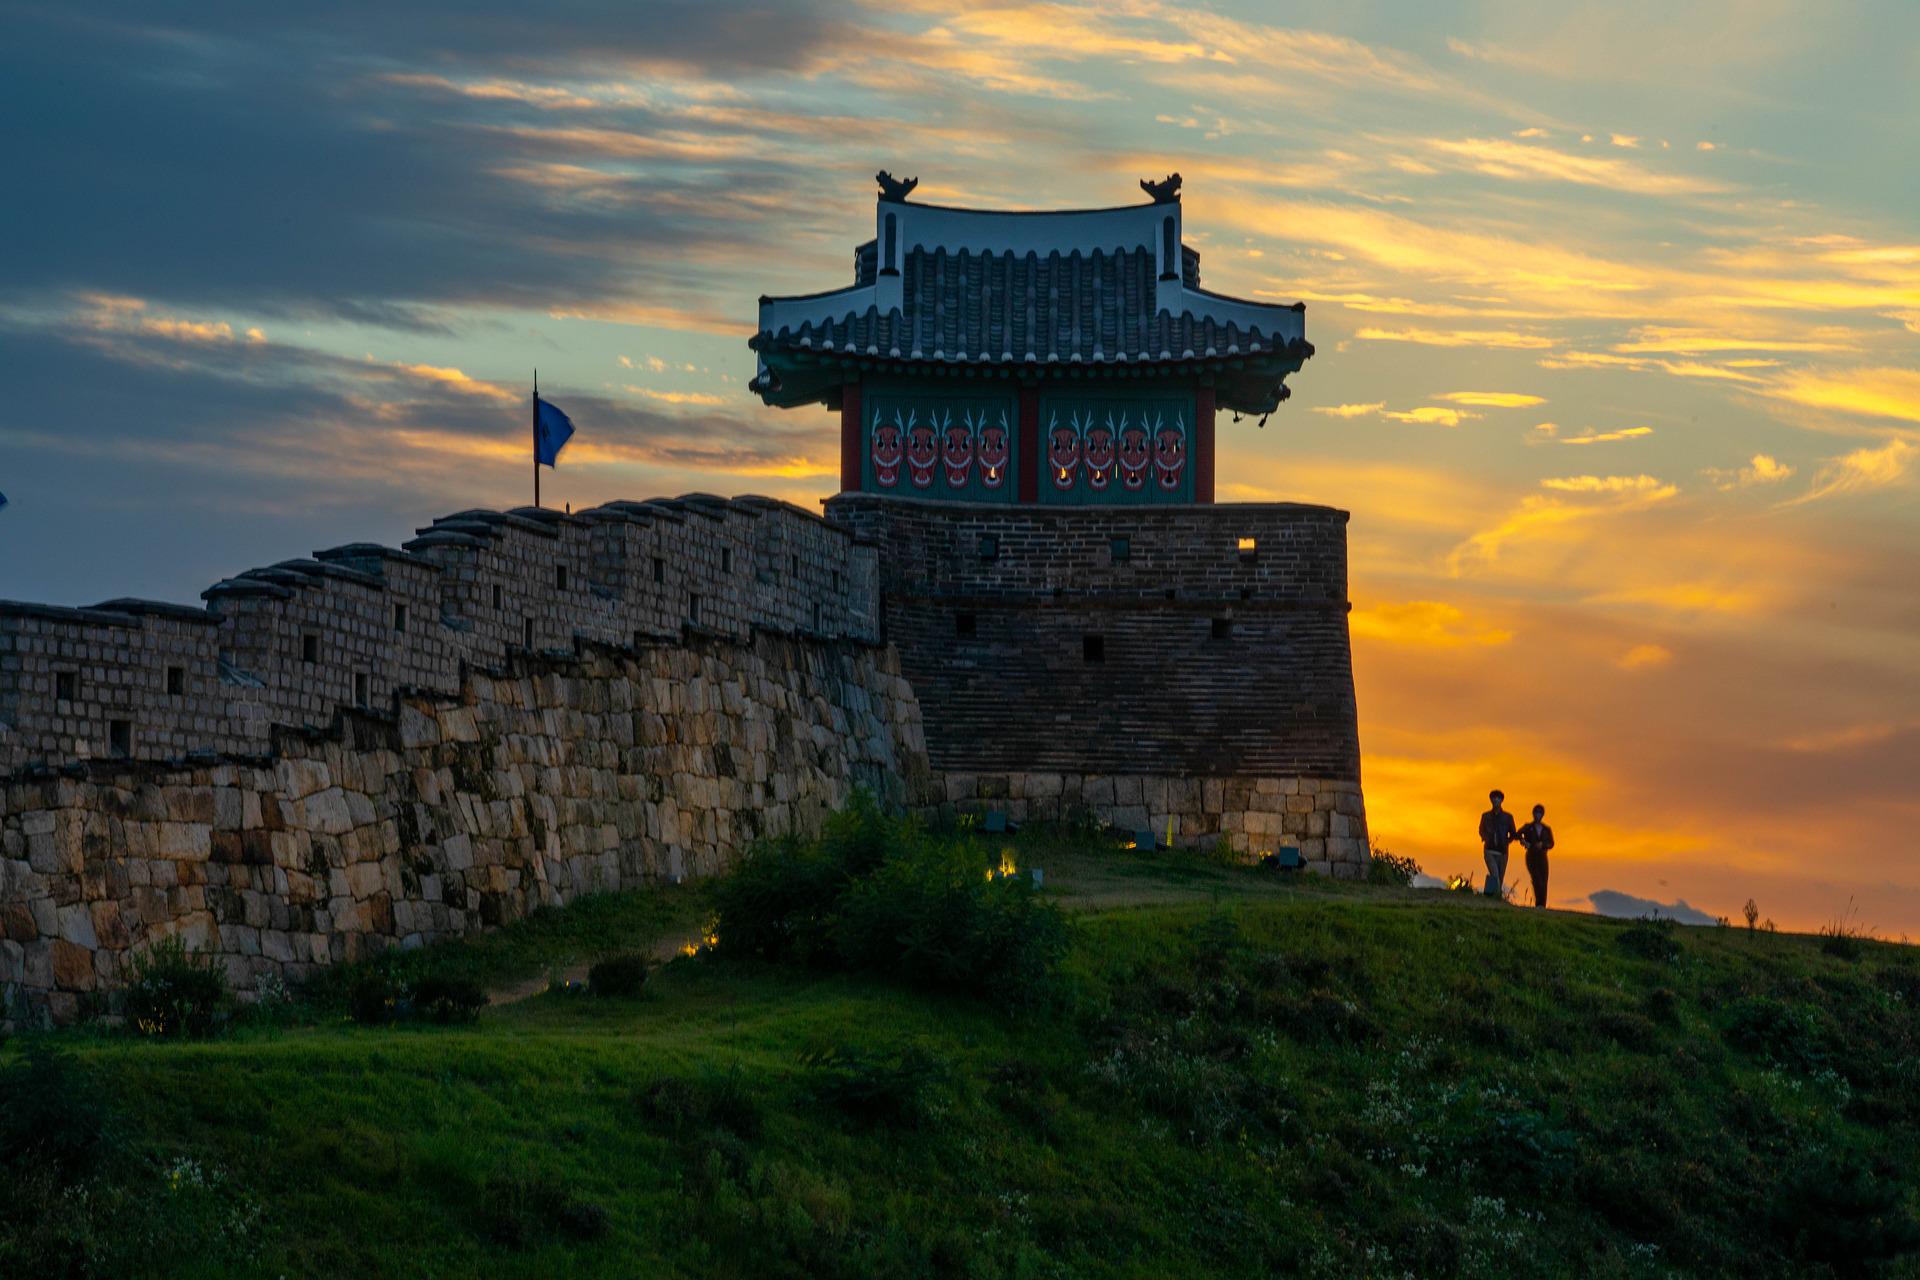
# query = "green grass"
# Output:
<box><xmin>5</xmin><ymin>840</ymin><xmax>1918</xmax><ymax>1278</ymax></box>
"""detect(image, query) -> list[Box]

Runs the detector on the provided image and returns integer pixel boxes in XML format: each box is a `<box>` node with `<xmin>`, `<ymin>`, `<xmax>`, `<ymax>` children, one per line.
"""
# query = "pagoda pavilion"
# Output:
<box><xmin>750</xmin><ymin>173</ymin><xmax>1313</xmax><ymax>503</ymax></box>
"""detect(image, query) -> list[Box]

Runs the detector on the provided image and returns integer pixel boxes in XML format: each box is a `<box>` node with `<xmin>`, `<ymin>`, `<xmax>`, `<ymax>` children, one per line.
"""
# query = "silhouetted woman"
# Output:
<box><xmin>1518</xmin><ymin>804</ymin><xmax>1554</xmax><ymax>908</ymax></box>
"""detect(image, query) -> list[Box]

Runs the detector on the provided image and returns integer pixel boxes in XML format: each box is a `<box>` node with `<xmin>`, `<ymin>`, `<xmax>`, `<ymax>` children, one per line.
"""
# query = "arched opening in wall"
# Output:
<box><xmin>493</xmin><ymin>583</ymin><xmax>504</xmax><ymax>610</ymax></box>
<box><xmin>688</xmin><ymin>594</ymin><xmax>701</xmax><ymax>626</ymax></box>
<box><xmin>1210</xmin><ymin>617</ymin><xmax>1233</xmax><ymax>641</ymax></box>
<box><xmin>978</xmin><ymin>535</ymin><xmax>999</xmax><ymax>562</ymax></box>
<box><xmin>354</xmin><ymin>672</ymin><xmax>370</xmax><ymax>708</ymax></box>
<box><xmin>722</xmin><ymin>548</ymin><xmax>733</xmax><ymax>574</ymax></box>
<box><xmin>652</xmin><ymin>556</ymin><xmax>665</xmax><ymax>584</ymax></box>
<box><xmin>1237</xmin><ymin>537</ymin><xmax>1258</xmax><ymax>563</ymax></box>
<box><xmin>301</xmin><ymin>634</ymin><xmax>318</xmax><ymax>665</ymax></box>
<box><xmin>166</xmin><ymin>665</ymin><xmax>185</xmax><ymax>696</ymax></box>
<box><xmin>812</xmin><ymin>602</ymin><xmax>823</xmax><ymax>631</ymax></box>
<box><xmin>108</xmin><ymin>719</ymin><xmax>131</xmax><ymax>758</ymax></box>
<box><xmin>954</xmin><ymin>612</ymin><xmax>976</xmax><ymax>638</ymax></box>
<box><xmin>392</xmin><ymin>603</ymin><xmax>408</xmax><ymax>633</ymax></box>
<box><xmin>1082</xmin><ymin>634</ymin><xmax>1105</xmax><ymax>663</ymax></box>
<box><xmin>55</xmin><ymin>670</ymin><xmax>78</xmax><ymax>702</ymax></box>
<box><xmin>555</xmin><ymin>563</ymin><xmax>569</xmax><ymax>590</ymax></box>
<box><xmin>523</xmin><ymin>617</ymin><xmax>535</xmax><ymax>650</ymax></box>
<box><xmin>1110</xmin><ymin>536</ymin><xmax>1131</xmax><ymax>564</ymax></box>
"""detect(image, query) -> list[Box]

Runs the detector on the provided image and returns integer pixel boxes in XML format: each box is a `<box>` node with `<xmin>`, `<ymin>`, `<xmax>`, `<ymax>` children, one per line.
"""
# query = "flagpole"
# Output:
<box><xmin>532</xmin><ymin>369</ymin><xmax>540</xmax><ymax>509</ymax></box>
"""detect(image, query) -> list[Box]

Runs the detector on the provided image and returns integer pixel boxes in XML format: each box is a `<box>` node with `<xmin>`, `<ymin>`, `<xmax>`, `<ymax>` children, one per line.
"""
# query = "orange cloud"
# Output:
<box><xmin>1436</xmin><ymin>391</ymin><xmax>1546</xmax><ymax>407</ymax></box>
<box><xmin>1784</xmin><ymin>438</ymin><xmax>1917</xmax><ymax>506</ymax></box>
<box><xmin>1704</xmin><ymin>454</ymin><xmax>1794</xmax><ymax>491</ymax></box>
<box><xmin>1767</xmin><ymin>367</ymin><xmax>1920</xmax><ymax>425</ymax></box>
<box><xmin>1352</xmin><ymin>600</ymin><xmax>1512</xmax><ymax>647</ymax></box>
<box><xmin>1559</xmin><ymin>426</ymin><xmax>1654</xmax><ymax>445</ymax></box>
<box><xmin>1355</xmin><ymin>326</ymin><xmax>1555</xmax><ymax>348</ymax></box>
<box><xmin>1616</xmin><ymin>643</ymin><xmax>1674</xmax><ymax>670</ymax></box>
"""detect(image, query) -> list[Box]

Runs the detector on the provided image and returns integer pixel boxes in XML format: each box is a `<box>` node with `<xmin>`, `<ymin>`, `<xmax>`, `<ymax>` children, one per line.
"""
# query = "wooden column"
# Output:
<box><xmin>1017</xmin><ymin>384</ymin><xmax>1040</xmax><ymax>504</ymax></box>
<box><xmin>1195</xmin><ymin>384</ymin><xmax>1217</xmax><ymax>505</ymax></box>
<box><xmin>839</xmin><ymin>381</ymin><xmax>862</xmax><ymax>494</ymax></box>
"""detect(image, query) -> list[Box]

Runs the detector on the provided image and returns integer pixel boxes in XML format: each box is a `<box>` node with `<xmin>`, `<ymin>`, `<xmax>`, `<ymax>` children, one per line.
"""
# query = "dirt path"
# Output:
<box><xmin>487</xmin><ymin>931</ymin><xmax>703</xmax><ymax>1006</ymax></box>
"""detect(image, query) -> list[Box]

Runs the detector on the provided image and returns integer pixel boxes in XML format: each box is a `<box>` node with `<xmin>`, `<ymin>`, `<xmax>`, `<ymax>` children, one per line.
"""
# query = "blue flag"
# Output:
<box><xmin>535</xmin><ymin>396</ymin><xmax>575</xmax><ymax>467</ymax></box>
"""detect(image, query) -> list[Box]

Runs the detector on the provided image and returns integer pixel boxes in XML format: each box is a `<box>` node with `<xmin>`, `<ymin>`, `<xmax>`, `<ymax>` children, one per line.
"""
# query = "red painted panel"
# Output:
<box><xmin>1017</xmin><ymin>385</ymin><xmax>1040</xmax><ymax>504</ymax></box>
<box><xmin>1195</xmin><ymin>384</ymin><xmax>1216</xmax><ymax>505</ymax></box>
<box><xmin>840</xmin><ymin>381</ymin><xmax>862</xmax><ymax>493</ymax></box>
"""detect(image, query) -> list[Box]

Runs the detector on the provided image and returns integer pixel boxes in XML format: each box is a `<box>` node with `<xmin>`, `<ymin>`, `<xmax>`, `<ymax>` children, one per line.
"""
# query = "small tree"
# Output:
<box><xmin>1744</xmin><ymin>899</ymin><xmax>1760</xmax><ymax>934</ymax></box>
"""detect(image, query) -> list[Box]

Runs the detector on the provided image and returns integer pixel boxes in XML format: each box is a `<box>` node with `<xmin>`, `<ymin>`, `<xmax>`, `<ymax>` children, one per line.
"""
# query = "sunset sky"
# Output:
<box><xmin>4</xmin><ymin>2</ymin><xmax>1917</xmax><ymax>933</ymax></box>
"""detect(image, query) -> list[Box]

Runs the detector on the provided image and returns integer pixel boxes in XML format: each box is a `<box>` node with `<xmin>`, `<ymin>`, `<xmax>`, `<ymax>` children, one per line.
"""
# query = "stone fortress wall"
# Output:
<box><xmin>0</xmin><ymin>495</ymin><xmax>909</xmax><ymax>1025</ymax></box>
<box><xmin>1</xmin><ymin>494</ymin><xmax>878</xmax><ymax>772</ymax></box>
<box><xmin>1</xmin><ymin>490</ymin><xmax>1367</xmax><ymax>1026</ymax></box>
<box><xmin>826</xmin><ymin>494</ymin><xmax>1369</xmax><ymax>871</ymax></box>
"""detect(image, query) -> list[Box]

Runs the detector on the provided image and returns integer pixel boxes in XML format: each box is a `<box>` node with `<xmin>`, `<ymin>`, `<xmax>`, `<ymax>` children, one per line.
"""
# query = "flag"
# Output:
<box><xmin>0</xmin><ymin>491</ymin><xmax>8</xmax><ymax>511</ymax></box>
<box><xmin>534</xmin><ymin>396</ymin><xmax>575</xmax><ymax>467</ymax></box>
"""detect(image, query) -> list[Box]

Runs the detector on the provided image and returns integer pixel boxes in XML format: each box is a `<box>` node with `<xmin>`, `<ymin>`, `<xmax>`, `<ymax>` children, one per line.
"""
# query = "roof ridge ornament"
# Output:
<box><xmin>876</xmin><ymin>170</ymin><xmax>919</xmax><ymax>202</ymax></box>
<box><xmin>1140</xmin><ymin>172</ymin><xmax>1182</xmax><ymax>203</ymax></box>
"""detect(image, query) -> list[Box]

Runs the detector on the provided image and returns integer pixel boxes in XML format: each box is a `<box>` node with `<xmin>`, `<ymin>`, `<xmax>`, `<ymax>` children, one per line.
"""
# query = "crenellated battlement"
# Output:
<box><xmin>0</xmin><ymin>494</ymin><xmax>879</xmax><ymax>774</ymax></box>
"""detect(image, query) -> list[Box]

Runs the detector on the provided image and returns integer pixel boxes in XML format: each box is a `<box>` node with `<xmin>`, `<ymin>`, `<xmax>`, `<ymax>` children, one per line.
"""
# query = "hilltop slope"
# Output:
<box><xmin>3</xmin><ymin>847</ymin><xmax>1916</xmax><ymax>1278</ymax></box>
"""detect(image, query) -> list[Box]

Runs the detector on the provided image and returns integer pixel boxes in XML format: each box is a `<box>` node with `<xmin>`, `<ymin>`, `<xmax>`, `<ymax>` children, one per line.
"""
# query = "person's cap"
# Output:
<box><xmin>1489</xmin><ymin>789</ymin><xmax>1504</xmax><ymax>801</ymax></box>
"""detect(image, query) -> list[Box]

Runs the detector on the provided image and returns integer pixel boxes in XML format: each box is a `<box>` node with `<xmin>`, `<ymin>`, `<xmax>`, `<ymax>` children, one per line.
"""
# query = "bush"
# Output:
<box><xmin>479</xmin><ymin>1168</ymin><xmax>610</xmax><ymax>1249</ymax></box>
<box><xmin>588</xmin><ymin>953</ymin><xmax>650</xmax><ymax>998</ymax></box>
<box><xmin>636</xmin><ymin>1068</ymin><xmax>764</xmax><ymax>1140</ymax></box>
<box><xmin>411</xmin><ymin>975</ymin><xmax>488</xmax><ymax>1024</ymax></box>
<box><xmin>713</xmin><ymin>794</ymin><xmax>1069</xmax><ymax>1002</ymax></box>
<box><xmin>1724</xmin><ymin>996</ymin><xmax>1827</xmax><ymax>1073</ymax></box>
<box><xmin>124</xmin><ymin>935</ymin><xmax>229</xmax><ymax>1039</ymax></box>
<box><xmin>347</xmin><ymin>962</ymin><xmax>406</xmax><ymax>1026</ymax></box>
<box><xmin>1615</xmin><ymin>916</ymin><xmax>1682</xmax><ymax>964</ymax></box>
<box><xmin>1366</xmin><ymin>843</ymin><xmax>1421</xmax><ymax>886</ymax></box>
<box><xmin>802</xmin><ymin>1042</ymin><xmax>949</xmax><ymax>1129</ymax></box>
<box><xmin>0</xmin><ymin>1048</ymin><xmax>117</xmax><ymax>1179</ymax></box>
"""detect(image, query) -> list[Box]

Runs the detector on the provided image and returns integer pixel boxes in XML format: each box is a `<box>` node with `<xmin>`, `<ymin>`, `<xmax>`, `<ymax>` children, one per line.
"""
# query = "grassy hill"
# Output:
<box><xmin>4</xmin><ymin>828</ymin><xmax>1918</xmax><ymax>1279</ymax></box>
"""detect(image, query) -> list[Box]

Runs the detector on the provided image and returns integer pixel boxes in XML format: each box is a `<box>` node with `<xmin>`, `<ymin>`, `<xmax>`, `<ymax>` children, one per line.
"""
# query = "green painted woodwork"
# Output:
<box><xmin>1037</xmin><ymin>389</ymin><xmax>1193</xmax><ymax>505</ymax></box>
<box><xmin>863</xmin><ymin>387</ymin><xmax>1019</xmax><ymax>501</ymax></box>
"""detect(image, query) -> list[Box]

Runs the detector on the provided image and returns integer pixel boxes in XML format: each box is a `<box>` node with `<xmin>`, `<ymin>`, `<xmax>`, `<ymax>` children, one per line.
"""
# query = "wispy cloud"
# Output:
<box><xmin>1784</xmin><ymin>438</ymin><xmax>1917</xmax><ymax>506</ymax></box>
<box><xmin>1703</xmin><ymin>454</ymin><xmax>1794</xmax><ymax>491</ymax></box>
<box><xmin>1351</xmin><ymin>600</ymin><xmax>1512</xmax><ymax>647</ymax></box>
<box><xmin>1436</xmin><ymin>391</ymin><xmax>1545</xmax><ymax>408</ymax></box>
<box><xmin>1558</xmin><ymin>426</ymin><xmax>1655</xmax><ymax>445</ymax></box>
<box><xmin>1355</xmin><ymin>327</ymin><xmax>1555</xmax><ymax>348</ymax></box>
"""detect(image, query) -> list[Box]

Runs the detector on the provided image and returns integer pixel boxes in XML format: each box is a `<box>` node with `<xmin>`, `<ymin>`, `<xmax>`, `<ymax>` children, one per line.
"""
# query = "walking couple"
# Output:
<box><xmin>1478</xmin><ymin>789</ymin><xmax>1553</xmax><ymax>907</ymax></box>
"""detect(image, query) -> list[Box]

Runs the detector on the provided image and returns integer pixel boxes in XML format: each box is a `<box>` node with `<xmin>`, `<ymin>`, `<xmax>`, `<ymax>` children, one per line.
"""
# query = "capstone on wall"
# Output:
<box><xmin>0</xmin><ymin>634</ymin><xmax>928</xmax><ymax>1028</ymax></box>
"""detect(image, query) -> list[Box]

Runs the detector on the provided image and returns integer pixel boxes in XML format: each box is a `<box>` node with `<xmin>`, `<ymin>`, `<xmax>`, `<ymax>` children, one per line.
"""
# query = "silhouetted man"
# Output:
<box><xmin>1478</xmin><ymin>790</ymin><xmax>1516</xmax><ymax>899</ymax></box>
<box><xmin>1518</xmin><ymin>804</ymin><xmax>1554</xmax><ymax>908</ymax></box>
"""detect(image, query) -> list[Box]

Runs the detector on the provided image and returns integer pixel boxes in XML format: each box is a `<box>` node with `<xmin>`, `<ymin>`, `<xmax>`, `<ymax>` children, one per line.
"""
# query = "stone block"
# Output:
<box><xmin>51</xmin><ymin>939</ymin><xmax>94</xmax><ymax>990</ymax></box>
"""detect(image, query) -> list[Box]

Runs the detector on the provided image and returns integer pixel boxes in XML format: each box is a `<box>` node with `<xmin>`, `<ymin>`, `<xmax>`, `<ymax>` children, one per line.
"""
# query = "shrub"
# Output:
<box><xmin>1366</xmin><ymin>842</ymin><xmax>1421</xmax><ymax>886</ymax></box>
<box><xmin>412</xmin><ymin>975</ymin><xmax>488</xmax><ymax>1024</ymax></box>
<box><xmin>588</xmin><ymin>953</ymin><xmax>650</xmax><ymax>998</ymax></box>
<box><xmin>1615</xmin><ymin>916</ymin><xmax>1682</xmax><ymax>964</ymax></box>
<box><xmin>0</xmin><ymin>1047</ymin><xmax>117</xmax><ymax>1179</ymax></box>
<box><xmin>636</xmin><ymin>1068</ymin><xmax>764</xmax><ymax>1140</ymax></box>
<box><xmin>802</xmin><ymin>1042</ymin><xmax>949</xmax><ymax>1129</ymax></box>
<box><xmin>479</xmin><ymin>1168</ymin><xmax>610</xmax><ymax>1249</ymax></box>
<box><xmin>347</xmin><ymin>960</ymin><xmax>406</xmax><ymax>1026</ymax></box>
<box><xmin>1773</xmin><ymin>1153</ymin><xmax>1920</xmax><ymax>1267</ymax></box>
<box><xmin>832</xmin><ymin>842</ymin><xmax>1068</xmax><ymax>1000</ymax></box>
<box><xmin>1724</xmin><ymin>996</ymin><xmax>1826</xmax><ymax>1073</ymax></box>
<box><xmin>123</xmin><ymin>935</ymin><xmax>229</xmax><ymax>1039</ymax></box>
<box><xmin>714</xmin><ymin>794</ymin><xmax>1069</xmax><ymax>1002</ymax></box>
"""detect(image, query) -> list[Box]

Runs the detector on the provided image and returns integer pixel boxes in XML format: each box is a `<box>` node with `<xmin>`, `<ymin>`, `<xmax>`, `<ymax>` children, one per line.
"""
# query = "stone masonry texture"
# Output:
<box><xmin>0</xmin><ymin>489</ymin><xmax>1367</xmax><ymax>1025</ymax></box>
<box><xmin>1</xmin><ymin>635</ymin><xmax>928</xmax><ymax>1027</ymax></box>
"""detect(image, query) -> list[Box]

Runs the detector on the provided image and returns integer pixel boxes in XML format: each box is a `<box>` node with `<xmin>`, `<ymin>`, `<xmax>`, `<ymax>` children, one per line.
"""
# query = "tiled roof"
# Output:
<box><xmin>751</xmin><ymin>187</ymin><xmax>1310</xmax><ymax>413</ymax></box>
<box><xmin>754</xmin><ymin>246</ymin><xmax>1307</xmax><ymax>366</ymax></box>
